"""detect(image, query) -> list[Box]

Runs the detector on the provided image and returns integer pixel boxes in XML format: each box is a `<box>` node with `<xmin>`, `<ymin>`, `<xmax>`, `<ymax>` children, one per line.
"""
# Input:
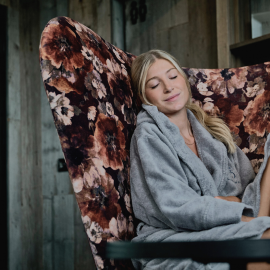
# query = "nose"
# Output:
<box><xmin>163</xmin><ymin>78</ymin><xmax>173</xmax><ymax>92</ymax></box>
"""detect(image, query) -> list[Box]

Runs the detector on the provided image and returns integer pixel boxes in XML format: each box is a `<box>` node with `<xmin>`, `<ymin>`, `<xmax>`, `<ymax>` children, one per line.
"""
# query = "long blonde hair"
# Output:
<box><xmin>130</xmin><ymin>49</ymin><xmax>236</xmax><ymax>154</ymax></box>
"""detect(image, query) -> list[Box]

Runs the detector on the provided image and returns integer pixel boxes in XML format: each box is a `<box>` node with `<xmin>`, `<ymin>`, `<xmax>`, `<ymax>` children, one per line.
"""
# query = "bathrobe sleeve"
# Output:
<box><xmin>231</xmin><ymin>143</ymin><xmax>267</xmax><ymax>217</ymax></box>
<box><xmin>230</xmin><ymin>144</ymin><xmax>256</xmax><ymax>198</ymax></box>
<box><xmin>131</xmin><ymin>134</ymin><xmax>254</xmax><ymax>232</ymax></box>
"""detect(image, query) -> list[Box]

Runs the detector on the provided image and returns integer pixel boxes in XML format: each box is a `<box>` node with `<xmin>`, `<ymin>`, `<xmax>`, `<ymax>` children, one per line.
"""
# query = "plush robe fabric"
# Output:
<box><xmin>130</xmin><ymin>103</ymin><xmax>270</xmax><ymax>270</ymax></box>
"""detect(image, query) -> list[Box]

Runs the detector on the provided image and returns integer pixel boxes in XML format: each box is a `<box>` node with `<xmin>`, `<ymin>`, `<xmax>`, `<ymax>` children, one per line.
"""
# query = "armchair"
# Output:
<box><xmin>39</xmin><ymin>16</ymin><xmax>270</xmax><ymax>270</ymax></box>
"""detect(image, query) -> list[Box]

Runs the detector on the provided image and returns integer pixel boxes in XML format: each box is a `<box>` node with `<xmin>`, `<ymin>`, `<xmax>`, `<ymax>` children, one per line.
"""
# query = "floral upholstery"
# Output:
<box><xmin>186</xmin><ymin>64</ymin><xmax>270</xmax><ymax>174</ymax></box>
<box><xmin>39</xmin><ymin>16</ymin><xmax>270</xmax><ymax>270</ymax></box>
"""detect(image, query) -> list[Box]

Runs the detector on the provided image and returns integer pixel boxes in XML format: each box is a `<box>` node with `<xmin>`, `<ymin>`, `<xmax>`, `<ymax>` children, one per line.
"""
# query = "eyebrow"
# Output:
<box><xmin>145</xmin><ymin>68</ymin><xmax>177</xmax><ymax>85</ymax></box>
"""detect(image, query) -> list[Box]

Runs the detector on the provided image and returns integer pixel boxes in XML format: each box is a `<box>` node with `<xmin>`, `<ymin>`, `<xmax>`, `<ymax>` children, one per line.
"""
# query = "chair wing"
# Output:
<box><xmin>182</xmin><ymin>63</ymin><xmax>270</xmax><ymax>173</ymax></box>
<box><xmin>39</xmin><ymin>16</ymin><xmax>138</xmax><ymax>270</ymax></box>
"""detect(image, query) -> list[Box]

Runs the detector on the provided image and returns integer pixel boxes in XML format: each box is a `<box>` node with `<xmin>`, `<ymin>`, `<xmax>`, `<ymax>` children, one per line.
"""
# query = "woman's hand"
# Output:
<box><xmin>214</xmin><ymin>196</ymin><xmax>241</xmax><ymax>203</ymax></box>
<box><xmin>241</xmin><ymin>215</ymin><xmax>255</xmax><ymax>222</ymax></box>
<box><xmin>215</xmin><ymin>197</ymin><xmax>256</xmax><ymax>222</ymax></box>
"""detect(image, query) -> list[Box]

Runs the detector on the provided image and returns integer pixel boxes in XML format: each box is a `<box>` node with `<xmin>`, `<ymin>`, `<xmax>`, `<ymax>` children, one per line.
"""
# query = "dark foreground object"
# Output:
<box><xmin>106</xmin><ymin>240</ymin><xmax>270</xmax><ymax>270</ymax></box>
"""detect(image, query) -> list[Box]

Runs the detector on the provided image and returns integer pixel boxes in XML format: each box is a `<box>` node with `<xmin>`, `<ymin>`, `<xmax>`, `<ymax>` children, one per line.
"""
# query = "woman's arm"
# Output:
<box><xmin>215</xmin><ymin>196</ymin><xmax>255</xmax><ymax>222</ymax></box>
<box><xmin>215</xmin><ymin>196</ymin><xmax>241</xmax><ymax>202</ymax></box>
<box><xmin>130</xmin><ymin>133</ymin><xmax>255</xmax><ymax>231</ymax></box>
<box><xmin>241</xmin><ymin>216</ymin><xmax>255</xmax><ymax>222</ymax></box>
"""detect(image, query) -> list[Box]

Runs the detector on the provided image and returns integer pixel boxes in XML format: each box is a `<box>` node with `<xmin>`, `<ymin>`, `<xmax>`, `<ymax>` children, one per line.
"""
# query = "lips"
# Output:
<box><xmin>165</xmin><ymin>93</ymin><xmax>180</xmax><ymax>101</ymax></box>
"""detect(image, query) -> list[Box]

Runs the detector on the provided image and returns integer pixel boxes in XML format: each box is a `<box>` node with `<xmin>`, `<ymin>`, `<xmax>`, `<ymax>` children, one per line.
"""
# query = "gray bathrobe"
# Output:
<box><xmin>130</xmin><ymin>103</ymin><xmax>270</xmax><ymax>270</ymax></box>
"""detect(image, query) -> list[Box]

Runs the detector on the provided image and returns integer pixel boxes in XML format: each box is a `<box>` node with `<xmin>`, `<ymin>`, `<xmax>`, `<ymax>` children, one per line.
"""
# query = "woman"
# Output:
<box><xmin>129</xmin><ymin>49</ymin><xmax>270</xmax><ymax>270</ymax></box>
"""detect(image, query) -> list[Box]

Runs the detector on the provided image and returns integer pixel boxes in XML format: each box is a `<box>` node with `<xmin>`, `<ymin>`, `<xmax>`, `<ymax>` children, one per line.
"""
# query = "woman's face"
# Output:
<box><xmin>144</xmin><ymin>58</ymin><xmax>190</xmax><ymax>115</ymax></box>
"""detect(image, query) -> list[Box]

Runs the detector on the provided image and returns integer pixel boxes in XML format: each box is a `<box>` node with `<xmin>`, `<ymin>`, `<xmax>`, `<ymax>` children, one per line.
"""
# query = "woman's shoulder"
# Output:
<box><xmin>133</xmin><ymin>109</ymin><xmax>162</xmax><ymax>139</ymax></box>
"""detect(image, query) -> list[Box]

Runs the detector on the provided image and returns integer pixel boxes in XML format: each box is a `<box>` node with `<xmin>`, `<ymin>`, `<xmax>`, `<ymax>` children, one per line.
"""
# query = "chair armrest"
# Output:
<box><xmin>106</xmin><ymin>240</ymin><xmax>270</xmax><ymax>269</ymax></box>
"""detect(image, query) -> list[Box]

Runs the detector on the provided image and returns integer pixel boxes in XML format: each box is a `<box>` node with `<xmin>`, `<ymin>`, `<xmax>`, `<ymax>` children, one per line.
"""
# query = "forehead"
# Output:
<box><xmin>147</xmin><ymin>59</ymin><xmax>176</xmax><ymax>77</ymax></box>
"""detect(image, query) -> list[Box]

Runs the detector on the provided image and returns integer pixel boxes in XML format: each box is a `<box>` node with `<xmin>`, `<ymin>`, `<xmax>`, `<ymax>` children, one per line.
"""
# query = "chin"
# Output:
<box><xmin>170</xmin><ymin>102</ymin><xmax>185</xmax><ymax>111</ymax></box>
<box><xmin>161</xmin><ymin>107</ymin><xmax>184</xmax><ymax>115</ymax></box>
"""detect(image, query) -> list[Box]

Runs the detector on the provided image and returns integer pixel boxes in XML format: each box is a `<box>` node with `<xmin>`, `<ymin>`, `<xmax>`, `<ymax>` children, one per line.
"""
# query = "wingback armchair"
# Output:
<box><xmin>39</xmin><ymin>16</ymin><xmax>270</xmax><ymax>270</ymax></box>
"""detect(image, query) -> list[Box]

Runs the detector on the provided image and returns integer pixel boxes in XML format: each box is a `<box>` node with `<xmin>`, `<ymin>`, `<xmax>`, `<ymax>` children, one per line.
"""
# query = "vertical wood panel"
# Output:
<box><xmin>56</xmin><ymin>0</ymin><xmax>68</xmax><ymax>16</ymax></box>
<box><xmin>7</xmin><ymin>1</ymin><xmax>21</xmax><ymax>269</ymax></box>
<box><xmin>137</xmin><ymin>0</ymin><xmax>155</xmax><ymax>53</ymax></box>
<box><xmin>1</xmin><ymin>4</ymin><xmax>8</xmax><ymax>270</ymax></box>
<box><xmin>169</xmin><ymin>23</ymin><xmax>189</xmax><ymax>67</ymax></box>
<box><xmin>239</xmin><ymin>0</ymin><xmax>251</xmax><ymax>42</ymax></box>
<box><xmin>69</xmin><ymin>0</ymin><xmax>111</xmax><ymax>42</ymax></box>
<box><xmin>125</xmin><ymin>0</ymin><xmax>140</xmax><ymax>55</ymax></box>
<box><xmin>125</xmin><ymin>0</ymin><xmax>217</xmax><ymax>68</ymax></box>
<box><xmin>188</xmin><ymin>0</ymin><xmax>217</xmax><ymax>68</ymax></box>
<box><xmin>216</xmin><ymin>0</ymin><xmax>230</xmax><ymax>68</ymax></box>
<box><xmin>96</xmin><ymin>0</ymin><xmax>111</xmax><ymax>42</ymax></box>
<box><xmin>74</xmin><ymin>199</ymin><xmax>95</xmax><ymax>270</ymax></box>
<box><xmin>43</xmin><ymin>198</ymin><xmax>54</xmax><ymax>270</ymax></box>
<box><xmin>40</xmin><ymin>1</ymin><xmax>57</xmax><ymax>269</ymax></box>
<box><xmin>156</xmin><ymin>28</ymin><xmax>170</xmax><ymax>53</ymax></box>
<box><xmin>154</xmin><ymin>0</ymin><xmax>188</xmax><ymax>31</ymax></box>
<box><xmin>111</xmin><ymin>0</ymin><xmax>125</xmax><ymax>50</ymax></box>
<box><xmin>54</xmin><ymin>195</ymin><xmax>74</xmax><ymax>270</ymax></box>
<box><xmin>69</xmin><ymin>0</ymin><xmax>97</xmax><ymax>29</ymax></box>
<box><xmin>20</xmin><ymin>0</ymin><xmax>42</xmax><ymax>268</ymax></box>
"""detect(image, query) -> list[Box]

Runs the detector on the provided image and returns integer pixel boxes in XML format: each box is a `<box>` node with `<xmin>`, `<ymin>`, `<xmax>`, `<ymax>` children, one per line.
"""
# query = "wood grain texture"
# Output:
<box><xmin>7</xmin><ymin>3</ymin><xmax>21</xmax><ymax>270</ymax></box>
<box><xmin>56</xmin><ymin>0</ymin><xmax>68</xmax><ymax>17</ymax></box>
<box><xmin>74</xmin><ymin>199</ymin><xmax>95</xmax><ymax>270</ymax></box>
<box><xmin>40</xmin><ymin>2</ymin><xmax>58</xmax><ymax>270</ymax></box>
<box><xmin>54</xmin><ymin>195</ymin><xmax>74</xmax><ymax>270</ymax></box>
<box><xmin>69</xmin><ymin>0</ymin><xmax>111</xmax><ymax>42</ymax></box>
<box><xmin>7</xmin><ymin>0</ymin><xmax>112</xmax><ymax>269</ymax></box>
<box><xmin>19</xmin><ymin>0</ymin><xmax>42</xmax><ymax>269</ymax></box>
<box><xmin>111</xmin><ymin>0</ymin><xmax>125</xmax><ymax>50</ymax></box>
<box><xmin>216</xmin><ymin>0</ymin><xmax>230</xmax><ymax>68</ymax></box>
<box><xmin>125</xmin><ymin>0</ymin><xmax>217</xmax><ymax>69</ymax></box>
<box><xmin>229</xmin><ymin>0</ymin><xmax>252</xmax><ymax>68</ymax></box>
<box><xmin>125</xmin><ymin>0</ymin><xmax>140</xmax><ymax>55</ymax></box>
<box><xmin>169</xmin><ymin>23</ymin><xmax>189</xmax><ymax>67</ymax></box>
<box><xmin>188</xmin><ymin>0</ymin><xmax>217</xmax><ymax>68</ymax></box>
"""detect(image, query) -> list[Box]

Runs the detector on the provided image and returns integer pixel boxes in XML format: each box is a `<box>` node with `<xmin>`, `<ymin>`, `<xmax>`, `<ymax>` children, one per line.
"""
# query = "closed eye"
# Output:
<box><xmin>151</xmin><ymin>76</ymin><xmax>177</xmax><ymax>89</ymax></box>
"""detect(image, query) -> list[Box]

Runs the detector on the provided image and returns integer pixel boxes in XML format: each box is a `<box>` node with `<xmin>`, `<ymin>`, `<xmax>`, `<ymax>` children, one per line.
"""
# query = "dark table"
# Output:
<box><xmin>106</xmin><ymin>239</ymin><xmax>270</xmax><ymax>270</ymax></box>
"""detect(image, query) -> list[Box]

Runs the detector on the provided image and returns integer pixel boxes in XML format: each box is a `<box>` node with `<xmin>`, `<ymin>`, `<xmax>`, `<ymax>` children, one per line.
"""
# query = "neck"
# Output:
<box><xmin>165</xmin><ymin>107</ymin><xmax>192</xmax><ymax>138</ymax></box>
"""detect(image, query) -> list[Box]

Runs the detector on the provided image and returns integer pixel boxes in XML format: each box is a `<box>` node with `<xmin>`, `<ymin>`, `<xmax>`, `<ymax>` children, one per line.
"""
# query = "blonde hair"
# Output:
<box><xmin>130</xmin><ymin>49</ymin><xmax>236</xmax><ymax>154</ymax></box>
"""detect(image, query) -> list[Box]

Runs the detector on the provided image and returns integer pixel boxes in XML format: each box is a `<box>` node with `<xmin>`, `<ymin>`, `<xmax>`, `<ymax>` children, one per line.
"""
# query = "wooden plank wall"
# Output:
<box><xmin>69</xmin><ymin>0</ymin><xmax>111</xmax><ymax>43</ymax></box>
<box><xmin>125</xmin><ymin>0</ymin><xmax>217</xmax><ymax>69</ymax></box>
<box><xmin>7</xmin><ymin>0</ymin><xmax>111</xmax><ymax>269</ymax></box>
<box><xmin>20</xmin><ymin>0</ymin><xmax>43</xmax><ymax>267</ymax></box>
<box><xmin>216</xmin><ymin>0</ymin><xmax>230</xmax><ymax>68</ymax></box>
<box><xmin>8</xmin><ymin>0</ymin><xmax>43</xmax><ymax>269</ymax></box>
<box><xmin>111</xmin><ymin>0</ymin><xmax>125</xmax><ymax>50</ymax></box>
<box><xmin>0</xmin><ymin>3</ymin><xmax>8</xmax><ymax>270</ymax></box>
<box><xmin>7</xmin><ymin>1</ymin><xmax>21</xmax><ymax>269</ymax></box>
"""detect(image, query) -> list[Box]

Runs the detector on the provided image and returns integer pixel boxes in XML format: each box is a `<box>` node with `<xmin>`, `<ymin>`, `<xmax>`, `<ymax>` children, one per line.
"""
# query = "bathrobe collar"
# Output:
<box><xmin>140</xmin><ymin>104</ymin><xmax>229</xmax><ymax>196</ymax></box>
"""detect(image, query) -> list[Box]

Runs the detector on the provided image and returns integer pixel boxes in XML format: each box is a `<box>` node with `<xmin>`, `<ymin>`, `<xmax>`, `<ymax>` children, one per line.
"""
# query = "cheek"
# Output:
<box><xmin>177</xmin><ymin>80</ymin><xmax>188</xmax><ymax>92</ymax></box>
<box><xmin>145</xmin><ymin>89</ymin><xmax>154</xmax><ymax>100</ymax></box>
<box><xmin>147</xmin><ymin>92</ymin><xmax>157</xmax><ymax>102</ymax></box>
